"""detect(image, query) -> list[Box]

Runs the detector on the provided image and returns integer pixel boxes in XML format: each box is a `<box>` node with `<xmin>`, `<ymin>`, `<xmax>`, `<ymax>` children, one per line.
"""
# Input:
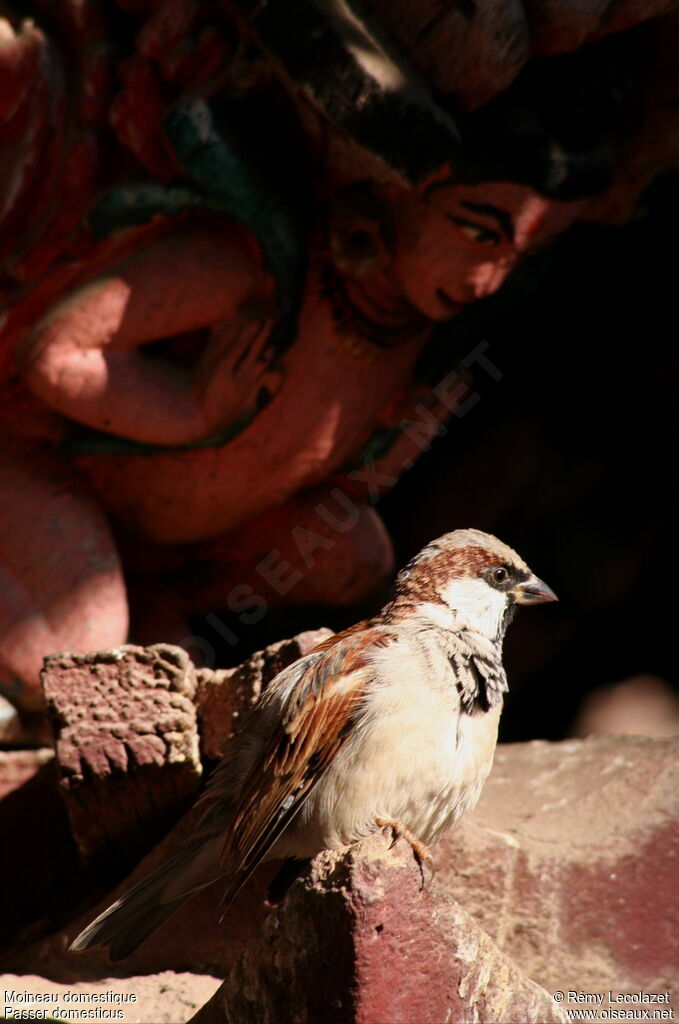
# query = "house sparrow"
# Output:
<box><xmin>70</xmin><ymin>528</ymin><xmax>556</xmax><ymax>959</ymax></box>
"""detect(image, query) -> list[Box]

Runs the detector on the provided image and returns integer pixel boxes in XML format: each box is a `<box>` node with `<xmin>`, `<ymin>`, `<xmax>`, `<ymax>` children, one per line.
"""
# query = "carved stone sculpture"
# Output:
<box><xmin>1</xmin><ymin>0</ymin><xmax>677</xmax><ymax>711</ymax></box>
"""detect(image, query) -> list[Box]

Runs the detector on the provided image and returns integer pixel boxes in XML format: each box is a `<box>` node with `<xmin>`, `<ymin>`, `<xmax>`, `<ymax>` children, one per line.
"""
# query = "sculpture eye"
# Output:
<box><xmin>491</xmin><ymin>566</ymin><xmax>509</xmax><ymax>585</ymax></box>
<box><xmin>446</xmin><ymin>216</ymin><xmax>500</xmax><ymax>246</ymax></box>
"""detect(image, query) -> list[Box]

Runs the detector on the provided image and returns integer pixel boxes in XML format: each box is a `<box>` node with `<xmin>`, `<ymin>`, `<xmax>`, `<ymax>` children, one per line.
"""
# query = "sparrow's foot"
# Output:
<box><xmin>375</xmin><ymin>817</ymin><xmax>435</xmax><ymax>889</ymax></box>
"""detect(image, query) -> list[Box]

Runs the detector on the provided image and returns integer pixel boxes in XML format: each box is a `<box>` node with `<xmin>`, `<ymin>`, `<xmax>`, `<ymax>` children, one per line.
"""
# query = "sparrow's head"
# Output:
<box><xmin>389</xmin><ymin>528</ymin><xmax>557</xmax><ymax>640</ymax></box>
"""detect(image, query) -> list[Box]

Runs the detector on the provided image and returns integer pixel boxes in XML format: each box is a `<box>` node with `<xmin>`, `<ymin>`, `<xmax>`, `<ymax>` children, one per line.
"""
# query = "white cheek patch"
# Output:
<box><xmin>440</xmin><ymin>577</ymin><xmax>507</xmax><ymax>637</ymax></box>
<box><xmin>411</xmin><ymin>600</ymin><xmax>459</xmax><ymax>631</ymax></box>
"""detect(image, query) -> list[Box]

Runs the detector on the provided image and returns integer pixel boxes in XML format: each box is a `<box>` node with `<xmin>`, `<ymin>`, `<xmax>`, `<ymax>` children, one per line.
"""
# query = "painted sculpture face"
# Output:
<box><xmin>385</xmin><ymin>181</ymin><xmax>587</xmax><ymax>322</ymax></box>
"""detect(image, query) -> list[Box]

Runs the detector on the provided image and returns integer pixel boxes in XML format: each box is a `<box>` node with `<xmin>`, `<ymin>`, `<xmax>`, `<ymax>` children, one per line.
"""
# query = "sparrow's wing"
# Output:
<box><xmin>215</xmin><ymin>625</ymin><xmax>391</xmax><ymax>908</ymax></box>
<box><xmin>69</xmin><ymin>627</ymin><xmax>387</xmax><ymax>958</ymax></box>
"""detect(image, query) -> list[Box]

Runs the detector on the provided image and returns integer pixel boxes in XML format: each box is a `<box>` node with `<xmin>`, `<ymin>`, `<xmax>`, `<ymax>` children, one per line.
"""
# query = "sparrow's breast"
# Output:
<box><xmin>283</xmin><ymin>630</ymin><xmax>503</xmax><ymax>855</ymax></box>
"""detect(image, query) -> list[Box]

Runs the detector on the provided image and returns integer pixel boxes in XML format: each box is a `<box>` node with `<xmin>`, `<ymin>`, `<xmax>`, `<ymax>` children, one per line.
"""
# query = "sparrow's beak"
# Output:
<box><xmin>513</xmin><ymin>574</ymin><xmax>558</xmax><ymax>605</ymax></box>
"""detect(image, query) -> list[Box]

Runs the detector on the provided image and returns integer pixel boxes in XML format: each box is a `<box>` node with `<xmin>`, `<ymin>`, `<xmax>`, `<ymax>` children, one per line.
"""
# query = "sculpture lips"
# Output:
<box><xmin>436</xmin><ymin>289</ymin><xmax>465</xmax><ymax>314</ymax></box>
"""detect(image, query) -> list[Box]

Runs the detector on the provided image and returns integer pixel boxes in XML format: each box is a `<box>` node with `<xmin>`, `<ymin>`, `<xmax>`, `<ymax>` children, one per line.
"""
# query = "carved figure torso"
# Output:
<box><xmin>70</xmin><ymin>244</ymin><xmax>431</xmax><ymax>544</ymax></box>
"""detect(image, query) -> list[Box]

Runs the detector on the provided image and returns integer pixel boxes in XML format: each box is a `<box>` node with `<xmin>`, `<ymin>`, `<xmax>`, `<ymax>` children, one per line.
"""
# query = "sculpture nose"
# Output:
<box><xmin>469</xmin><ymin>259</ymin><xmax>514</xmax><ymax>299</ymax></box>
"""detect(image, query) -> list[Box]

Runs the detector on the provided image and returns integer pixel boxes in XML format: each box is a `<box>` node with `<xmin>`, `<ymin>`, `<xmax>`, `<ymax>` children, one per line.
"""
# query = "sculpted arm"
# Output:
<box><xmin>16</xmin><ymin>226</ymin><xmax>274</xmax><ymax>446</ymax></box>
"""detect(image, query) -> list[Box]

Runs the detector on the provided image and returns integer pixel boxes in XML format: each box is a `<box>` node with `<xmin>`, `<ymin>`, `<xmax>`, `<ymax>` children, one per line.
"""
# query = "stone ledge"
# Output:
<box><xmin>190</xmin><ymin>831</ymin><xmax>567</xmax><ymax>1024</ymax></box>
<box><xmin>438</xmin><ymin>735</ymin><xmax>679</xmax><ymax>1007</ymax></box>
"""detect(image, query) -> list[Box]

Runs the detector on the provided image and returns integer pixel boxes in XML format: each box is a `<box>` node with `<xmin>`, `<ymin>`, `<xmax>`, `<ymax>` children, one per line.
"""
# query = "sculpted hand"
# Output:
<box><xmin>194</xmin><ymin>305</ymin><xmax>283</xmax><ymax>436</ymax></box>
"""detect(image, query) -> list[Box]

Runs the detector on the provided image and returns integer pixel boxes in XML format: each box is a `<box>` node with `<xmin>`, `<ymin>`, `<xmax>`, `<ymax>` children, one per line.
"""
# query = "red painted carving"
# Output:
<box><xmin>0</xmin><ymin>0</ymin><xmax>678</xmax><ymax>712</ymax></box>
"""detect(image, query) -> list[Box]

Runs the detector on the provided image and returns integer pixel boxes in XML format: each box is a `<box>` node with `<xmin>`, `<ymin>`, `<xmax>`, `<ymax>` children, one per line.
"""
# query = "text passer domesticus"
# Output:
<box><xmin>71</xmin><ymin>528</ymin><xmax>556</xmax><ymax>959</ymax></box>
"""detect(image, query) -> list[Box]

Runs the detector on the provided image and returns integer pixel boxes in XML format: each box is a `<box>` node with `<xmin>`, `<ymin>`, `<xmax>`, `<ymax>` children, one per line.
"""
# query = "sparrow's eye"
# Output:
<box><xmin>491</xmin><ymin>566</ymin><xmax>509</xmax><ymax>586</ymax></box>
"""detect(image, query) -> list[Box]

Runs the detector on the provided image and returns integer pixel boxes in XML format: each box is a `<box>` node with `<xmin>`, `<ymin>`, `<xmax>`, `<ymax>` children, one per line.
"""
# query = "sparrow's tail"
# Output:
<box><xmin>69</xmin><ymin>835</ymin><xmax>223</xmax><ymax>961</ymax></box>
